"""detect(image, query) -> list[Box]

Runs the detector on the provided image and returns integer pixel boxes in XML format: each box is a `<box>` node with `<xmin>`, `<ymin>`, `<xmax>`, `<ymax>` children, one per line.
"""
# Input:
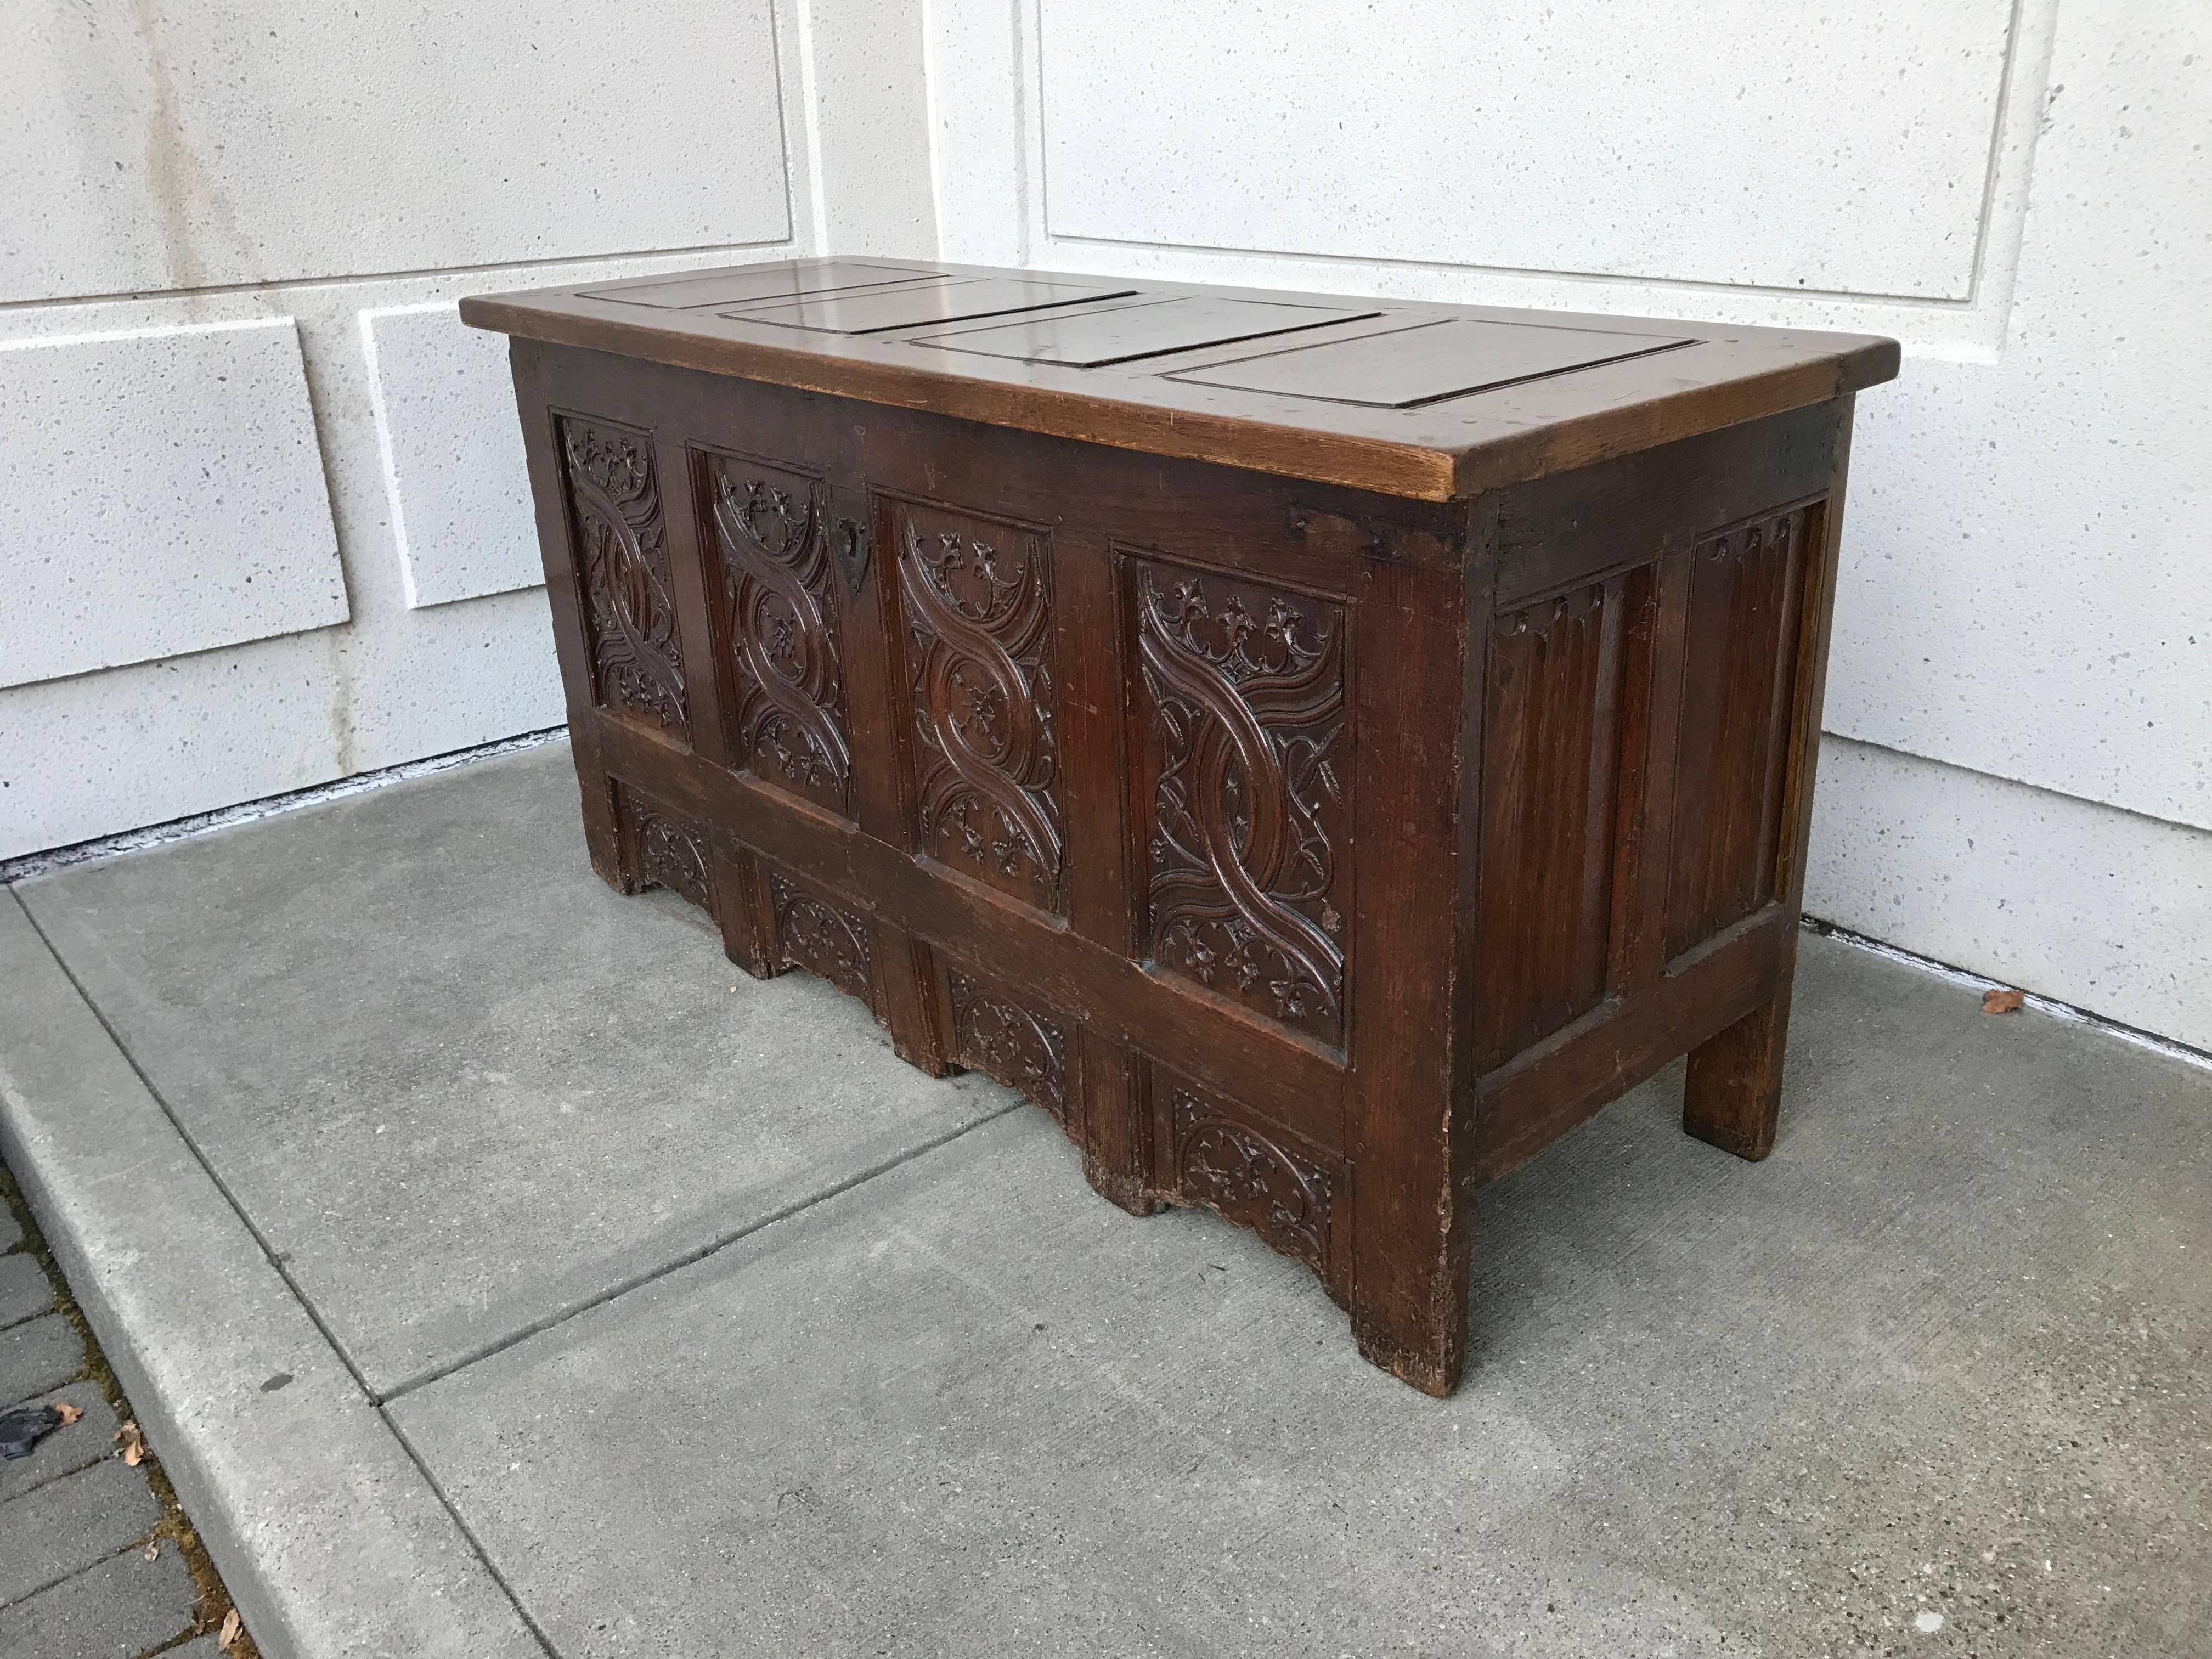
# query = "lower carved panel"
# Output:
<box><xmin>766</xmin><ymin>871</ymin><xmax>874</xmax><ymax>1005</ymax></box>
<box><xmin>946</xmin><ymin>967</ymin><xmax>1074</xmax><ymax>1135</ymax></box>
<box><xmin>613</xmin><ymin>782</ymin><xmax>712</xmax><ymax>915</ymax></box>
<box><xmin>1155</xmin><ymin>1066</ymin><xmax>1339</xmax><ymax>1283</ymax></box>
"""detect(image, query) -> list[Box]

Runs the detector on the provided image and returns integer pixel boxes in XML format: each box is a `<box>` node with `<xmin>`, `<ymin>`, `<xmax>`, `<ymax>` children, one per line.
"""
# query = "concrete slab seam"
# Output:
<box><xmin>10</xmin><ymin>893</ymin><xmax>382</xmax><ymax>1401</ymax></box>
<box><xmin>356</xmin><ymin>1409</ymin><xmax>566</xmax><ymax>1659</ymax></box>
<box><xmin>9</xmin><ymin>1534</ymin><xmax>165</xmax><ymax>1616</ymax></box>
<box><xmin>375</xmin><ymin>1097</ymin><xmax>1030</xmax><ymax>1404</ymax></box>
<box><xmin>0</xmin><ymin>890</ymin><xmax>552</xmax><ymax>1659</ymax></box>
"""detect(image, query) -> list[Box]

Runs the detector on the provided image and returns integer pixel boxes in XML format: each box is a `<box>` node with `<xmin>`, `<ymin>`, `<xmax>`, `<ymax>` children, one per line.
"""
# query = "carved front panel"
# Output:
<box><xmin>891</xmin><ymin>501</ymin><xmax>1063</xmax><ymax>912</ymax></box>
<box><xmin>766</xmin><ymin>871</ymin><xmax>874</xmax><ymax>1006</ymax></box>
<box><xmin>1132</xmin><ymin>559</ymin><xmax>1349</xmax><ymax>1046</ymax></box>
<box><xmin>1667</xmin><ymin>504</ymin><xmax>1814</xmax><ymax>958</ymax></box>
<box><xmin>557</xmin><ymin>416</ymin><xmax>689</xmax><ymax>738</ymax></box>
<box><xmin>1158</xmin><ymin>1068</ymin><xmax>1336</xmax><ymax>1278</ymax></box>
<box><xmin>947</xmin><ymin>967</ymin><xmax>1072</xmax><ymax>1132</ymax></box>
<box><xmin>612</xmin><ymin>782</ymin><xmax>712</xmax><ymax>914</ymax></box>
<box><xmin>697</xmin><ymin>450</ymin><xmax>851</xmax><ymax>815</ymax></box>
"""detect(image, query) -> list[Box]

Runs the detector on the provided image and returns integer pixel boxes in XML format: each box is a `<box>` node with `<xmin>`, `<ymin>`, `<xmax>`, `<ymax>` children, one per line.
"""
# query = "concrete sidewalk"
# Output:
<box><xmin>2</xmin><ymin>741</ymin><xmax>2205</xmax><ymax>1658</ymax></box>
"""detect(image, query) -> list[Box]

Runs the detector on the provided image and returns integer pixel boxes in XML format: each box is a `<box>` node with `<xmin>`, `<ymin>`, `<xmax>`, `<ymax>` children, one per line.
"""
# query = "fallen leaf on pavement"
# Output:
<box><xmin>117</xmin><ymin>1421</ymin><xmax>146</xmax><ymax>1466</ymax></box>
<box><xmin>1982</xmin><ymin>988</ymin><xmax>2024</xmax><ymax>1014</ymax></box>
<box><xmin>53</xmin><ymin>1402</ymin><xmax>83</xmax><ymax>1427</ymax></box>
<box><xmin>219</xmin><ymin>1608</ymin><xmax>244</xmax><ymax>1650</ymax></box>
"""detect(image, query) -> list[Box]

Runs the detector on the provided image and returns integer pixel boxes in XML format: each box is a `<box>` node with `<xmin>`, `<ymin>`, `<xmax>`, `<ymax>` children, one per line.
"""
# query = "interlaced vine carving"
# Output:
<box><xmin>899</xmin><ymin>512</ymin><xmax>1062</xmax><ymax>910</ymax></box>
<box><xmin>1136</xmin><ymin>565</ymin><xmax>1348</xmax><ymax>1044</ymax></box>
<box><xmin>1170</xmin><ymin>1089</ymin><xmax>1331</xmax><ymax>1271</ymax></box>
<box><xmin>560</xmin><ymin>418</ymin><xmax>687</xmax><ymax>735</ymax></box>
<box><xmin>948</xmin><ymin>968</ymin><xmax>1068</xmax><ymax>1125</ymax></box>
<box><xmin>768</xmin><ymin>872</ymin><xmax>873</xmax><ymax>1003</ymax></box>
<box><xmin>616</xmin><ymin>786</ymin><xmax>712</xmax><ymax>913</ymax></box>
<box><xmin>704</xmin><ymin>455</ymin><xmax>850</xmax><ymax>814</ymax></box>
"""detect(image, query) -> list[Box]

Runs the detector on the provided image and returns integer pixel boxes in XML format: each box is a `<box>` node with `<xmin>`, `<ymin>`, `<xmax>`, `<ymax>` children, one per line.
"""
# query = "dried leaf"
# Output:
<box><xmin>1982</xmin><ymin>988</ymin><xmax>2025</xmax><ymax>1014</ymax></box>
<box><xmin>117</xmin><ymin>1421</ymin><xmax>146</xmax><ymax>1466</ymax></box>
<box><xmin>219</xmin><ymin>1607</ymin><xmax>244</xmax><ymax>1650</ymax></box>
<box><xmin>52</xmin><ymin>1401</ymin><xmax>84</xmax><ymax>1427</ymax></box>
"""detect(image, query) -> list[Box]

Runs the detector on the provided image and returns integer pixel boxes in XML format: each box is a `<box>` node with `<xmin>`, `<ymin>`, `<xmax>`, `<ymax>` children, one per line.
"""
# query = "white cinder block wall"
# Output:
<box><xmin>921</xmin><ymin>0</ymin><xmax>2210</xmax><ymax>1049</ymax></box>
<box><xmin>0</xmin><ymin>0</ymin><xmax>934</xmax><ymax>859</ymax></box>
<box><xmin>5</xmin><ymin>2</ymin><xmax>2205</xmax><ymax>1049</ymax></box>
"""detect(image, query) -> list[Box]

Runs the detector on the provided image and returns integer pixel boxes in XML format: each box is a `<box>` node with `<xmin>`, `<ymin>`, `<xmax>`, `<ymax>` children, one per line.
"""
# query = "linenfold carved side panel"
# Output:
<box><xmin>892</xmin><ymin>501</ymin><xmax>1063</xmax><ymax>911</ymax></box>
<box><xmin>1474</xmin><ymin>572</ymin><xmax>1643</xmax><ymax>1070</ymax></box>
<box><xmin>557</xmin><ymin>416</ymin><xmax>688</xmax><ymax>738</ymax></box>
<box><xmin>1132</xmin><ymin>558</ymin><xmax>1349</xmax><ymax>1046</ymax></box>
<box><xmin>947</xmin><ymin>967</ymin><xmax>1071</xmax><ymax>1131</ymax></box>
<box><xmin>697</xmin><ymin>449</ymin><xmax>851</xmax><ymax>815</ymax></box>
<box><xmin>1667</xmin><ymin>504</ymin><xmax>1815</xmax><ymax>958</ymax></box>
<box><xmin>766</xmin><ymin>870</ymin><xmax>875</xmax><ymax>1005</ymax></box>
<box><xmin>1158</xmin><ymin>1067</ymin><xmax>1335</xmax><ymax>1278</ymax></box>
<box><xmin>612</xmin><ymin>782</ymin><xmax>712</xmax><ymax>914</ymax></box>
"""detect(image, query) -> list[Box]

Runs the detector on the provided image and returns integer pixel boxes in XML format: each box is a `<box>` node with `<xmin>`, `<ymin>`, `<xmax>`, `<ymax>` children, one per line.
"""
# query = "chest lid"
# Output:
<box><xmin>464</xmin><ymin>257</ymin><xmax>1897</xmax><ymax>501</ymax></box>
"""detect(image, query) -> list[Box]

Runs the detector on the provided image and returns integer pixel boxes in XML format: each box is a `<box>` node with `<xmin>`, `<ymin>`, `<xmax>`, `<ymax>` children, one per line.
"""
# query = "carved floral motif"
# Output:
<box><xmin>703</xmin><ymin>454</ymin><xmax>850</xmax><ymax>814</ymax></box>
<box><xmin>948</xmin><ymin>968</ymin><xmax>1068</xmax><ymax>1124</ymax></box>
<box><xmin>1136</xmin><ymin>565</ymin><xmax>1347</xmax><ymax>1043</ymax></box>
<box><xmin>899</xmin><ymin>511</ymin><xmax>1062</xmax><ymax>910</ymax></box>
<box><xmin>768</xmin><ymin>872</ymin><xmax>873</xmax><ymax>1003</ymax></box>
<box><xmin>1170</xmin><ymin>1089</ymin><xmax>1331</xmax><ymax>1270</ymax></box>
<box><xmin>560</xmin><ymin>419</ymin><xmax>687</xmax><ymax>735</ymax></box>
<box><xmin>617</xmin><ymin>787</ymin><xmax>712</xmax><ymax>913</ymax></box>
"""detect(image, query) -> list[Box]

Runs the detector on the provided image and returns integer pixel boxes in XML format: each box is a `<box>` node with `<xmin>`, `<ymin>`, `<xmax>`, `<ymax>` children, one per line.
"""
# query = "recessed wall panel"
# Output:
<box><xmin>0</xmin><ymin>320</ymin><xmax>347</xmax><ymax>690</ymax></box>
<box><xmin>1</xmin><ymin>1</ymin><xmax>792</xmax><ymax>303</ymax></box>
<box><xmin>1039</xmin><ymin>0</ymin><xmax>2013</xmax><ymax>298</ymax></box>
<box><xmin>364</xmin><ymin>304</ymin><xmax>542</xmax><ymax>610</ymax></box>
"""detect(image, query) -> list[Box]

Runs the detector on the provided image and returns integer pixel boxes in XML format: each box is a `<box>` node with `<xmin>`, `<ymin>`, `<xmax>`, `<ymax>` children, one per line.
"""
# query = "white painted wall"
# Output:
<box><xmin>921</xmin><ymin>0</ymin><xmax>2210</xmax><ymax>1050</ymax></box>
<box><xmin>6</xmin><ymin>1</ymin><xmax>2205</xmax><ymax>1050</ymax></box>
<box><xmin>0</xmin><ymin>0</ymin><xmax>935</xmax><ymax>860</ymax></box>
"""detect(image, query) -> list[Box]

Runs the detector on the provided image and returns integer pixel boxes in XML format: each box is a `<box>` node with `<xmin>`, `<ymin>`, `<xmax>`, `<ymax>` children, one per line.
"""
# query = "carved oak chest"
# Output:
<box><xmin>463</xmin><ymin>259</ymin><xmax>1897</xmax><ymax>1395</ymax></box>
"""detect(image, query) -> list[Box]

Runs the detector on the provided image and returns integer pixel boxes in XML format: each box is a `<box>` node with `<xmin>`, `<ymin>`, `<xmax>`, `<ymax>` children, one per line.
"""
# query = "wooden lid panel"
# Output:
<box><xmin>1164</xmin><ymin>318</ymin><xmax>1696</xmax><ymax>408</ymax></box>
<box><xmin>463</xmin><ymin>258</ymin><xmax>1899</xmax><ymax>500</ymax></box>
<box><xmin>721</xmin><ymin>274</ymin><xmax>1137</xmax><ymax>335</ymax></box>
<box><xmin>910</xmin><ymin>294</ymin><xmax>1382</xmax><ymax>368</ymax></box>
<box><xmin>578</xmin><ymin>258</ymin><xmax>939</xmax><ymax>311</ymax></box>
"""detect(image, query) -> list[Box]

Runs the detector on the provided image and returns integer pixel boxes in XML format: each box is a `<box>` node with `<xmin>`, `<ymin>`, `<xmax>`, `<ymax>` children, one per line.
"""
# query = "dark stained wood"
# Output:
<box><xmin>1165</xmin><ymin>317</ymin><xmax>1692</xmax><ymax>408</ymax></box>
<box><xmin>915</xmin><ymin>294</ymin><xmax>1378</xmax><ymax>367</ymax></box>
<box><xmin>1345</xmin><ymin>554</ymin><xmax>1476</xmax><ymax>1394</ymax></box>
<box><xmin>1475</xmin><ymin>903</ymin><xmax>1793</xmax><ymax>1183</ymax></box>
<box><xmin>464</xmin><ymin>258</ymin><xmax>1898</xmax><ymax>502</ymax></box>
<box><xmin>1683</xmin><ymin>409</ymin><xmax>1858</xmax><ymax>1160</ymax></box>
<box><xmin>723</xmin><ymin>274</ymin><xmax>1133</xmax><ymax>334</ymax></box>
<box><xmin>1472</xmin><ymin>568</ymin><xmax>1640</xmax><ymax>1073</ymax></box>
<box><xmin>1665</xmin><ymin>503</ymin><xmax>1814</xmax><ymax>958</ymax></box>
<box><xmin>581</xmin><ymin>258</ymin><xmax>940</xmax><ymax>311</ymax></box>
<box><xmin>475</xmin><ymin>264</ymin><xmax>1895</xmax><ymax>1395</ymax></box>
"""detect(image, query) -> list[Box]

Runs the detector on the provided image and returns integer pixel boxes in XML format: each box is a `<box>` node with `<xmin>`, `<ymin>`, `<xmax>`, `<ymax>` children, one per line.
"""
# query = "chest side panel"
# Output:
<box><xmin>1470</xmin><ymin>401</ymin><xmax>1847</xmax><ymax>1176</ymax></box>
